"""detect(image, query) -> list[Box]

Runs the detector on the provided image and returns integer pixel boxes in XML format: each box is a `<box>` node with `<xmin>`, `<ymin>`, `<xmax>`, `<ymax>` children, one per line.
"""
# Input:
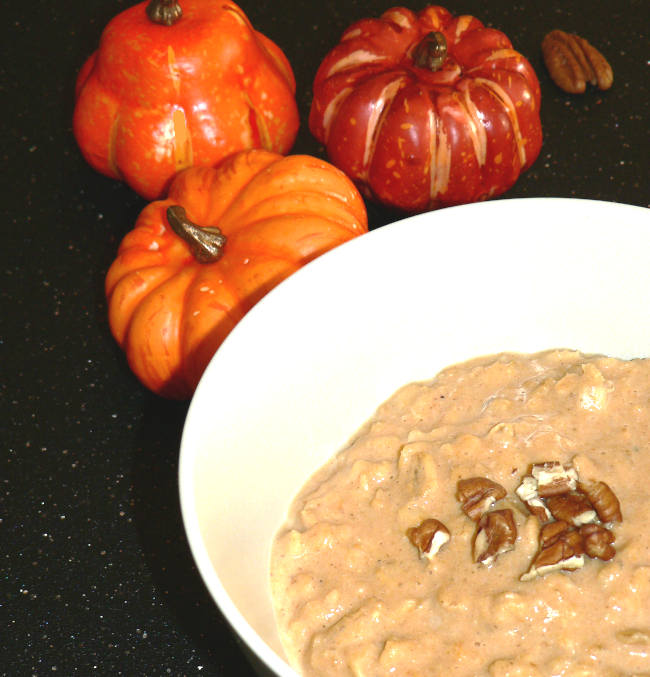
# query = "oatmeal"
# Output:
<box><xmin>270</xmin><ymin>350</ymin><xmax>650</xmax><ymax>676</ymax></box>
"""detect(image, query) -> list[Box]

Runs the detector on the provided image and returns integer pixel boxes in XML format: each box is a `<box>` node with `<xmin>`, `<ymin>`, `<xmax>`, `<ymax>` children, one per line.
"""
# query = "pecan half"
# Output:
<box><xmin>531</xmin><ymin>462</ymin><xmax>578</xmax><ymax>497</ymax></box>
<box><xmin>542</xmin><ymin>30</ymin><xmax>613</xmax><ymax>94</ymax></box>
<box><xmin>579</xmin><ymin>523</ymin><xmax>616</xmax><ymax>561</ymax></box>
<box><xmin>520</xmin><ymin>527</ymin><xmax>585</xmax><ymax>581</ymax></box>
<box><xmin>406</xmin><ymin>518</ymin><xmax>450</xmax><ymax>559</ymax></box>
<box><xmin>473</xmin><ymin>509</ymin><xmax>517</xmax><ymax>566</ymax></box>
<box><xmin>457</xmin><ymin>477</ymin><xmax>507</xmax><ymax>522</ymax></box>
<box><xmin>546</xmin><ymin>491</ymin><xmax>597</xmax><ymax>526</ymax></box>
<box><xmin>578</xmin><ymin>480</ymin><xmax>623</xmax><ymax>523</ymax></box>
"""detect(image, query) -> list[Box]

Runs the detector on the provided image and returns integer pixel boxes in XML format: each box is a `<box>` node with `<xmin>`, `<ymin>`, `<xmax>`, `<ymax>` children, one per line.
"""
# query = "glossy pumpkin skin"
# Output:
<box><xmin>74</xmin><ymin>0</ymin><xmax>299</xmax><ymax>200</ymax></box>
<box><xmin>309</xmin><ymin>6</ymin><xmax>543</xmax><ymax>212</ymax></box>
<box><xmin>105</xmin><ymin>149</ymin><xmax>368</xmax><ymax>399</ymax></box>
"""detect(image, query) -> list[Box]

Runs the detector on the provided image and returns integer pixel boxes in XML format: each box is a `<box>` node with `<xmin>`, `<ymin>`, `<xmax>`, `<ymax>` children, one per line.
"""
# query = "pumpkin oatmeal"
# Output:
<box><xmin>270</xmin><ymin>350</ymin><xmax>650</xmax><ymax>676</ymax></box>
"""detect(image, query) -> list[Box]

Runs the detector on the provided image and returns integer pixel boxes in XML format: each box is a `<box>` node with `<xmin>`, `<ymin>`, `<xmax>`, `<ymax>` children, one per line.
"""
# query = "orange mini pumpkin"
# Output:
<box><xmin>105</xmin><ymin>149</ymin><xmax>368</xmax><ymax>399</ymax></box>
<box><xmin>74</xmin><ymin>0</ymin><xmax>299</xmax><ymax>200</ymax></box>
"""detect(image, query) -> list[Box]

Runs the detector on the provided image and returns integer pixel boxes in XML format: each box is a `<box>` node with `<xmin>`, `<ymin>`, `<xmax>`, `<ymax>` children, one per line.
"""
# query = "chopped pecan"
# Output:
<box><xmin>517</xmin><ymin>461</ymin><xmax>622</xmax><ymax>579</ymax></box>
<box><xmin>473</xmin><ymin>509</ymin><xmax>517</xmax><ymax>566</ymax></box>
<box><xmin>531</xmin><ymin>462</ymin><xmax>578</xmax><ymax>497</ymax></box>
<box><xmin>515</xmin><ymin>475</ymin><xmax>537</xmax><ymax>503</ymax></box>
<box><xmin>546</xmin><ymin>491</ymin><xmax>597</xmax><ymax>526</ymax></box>
<box><xmin>579</xmin><ymin>523</ymin><xmax>616</xmax><ymax>561</ymax></box>
<box><xmin>578</xmin><ymin>480</ymin><xmax>623</xmax><ymax>523</ymax></box>
<box><xmin>520</xmin><ymin>527</ymin><xmax>585</xmax><ymax>581</ymax></box>
<box><xmin>539</xmin><ymin>520</ymin><xmax>572</xmax><ymax>549</ymax></box>
<box><xmin>457</xmin><ymin>477</ymin><xmax>507</xmax><ymax>521</ymax></box>
<box><xmin>515</xmin><ymin>475</ymin><xmax>553</xmax><ymax>523</ymax></box>
<box><xmin>542</xmin><ymin>29</ymin><xmax>613</xmax><ymax>94</ymax></box>
<box><xmin>406</xmin><ymin>518</ymin><xmax>450</xmax><ymax>560</ymax></box>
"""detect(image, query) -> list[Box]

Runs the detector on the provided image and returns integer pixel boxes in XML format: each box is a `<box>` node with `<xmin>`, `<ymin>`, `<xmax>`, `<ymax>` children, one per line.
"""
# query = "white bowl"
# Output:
<box><xmin>178</xmin><ymin>197</ymin><xmax>650</xmax><ymax>676</ymax></box>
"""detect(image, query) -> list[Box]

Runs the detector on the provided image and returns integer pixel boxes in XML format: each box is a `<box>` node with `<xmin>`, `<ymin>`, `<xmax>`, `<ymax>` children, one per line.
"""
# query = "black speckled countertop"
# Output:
<box><xmin>2</xmin><ymin>0</ymin><xmax>648</xmax><ymax>674</ymax></box>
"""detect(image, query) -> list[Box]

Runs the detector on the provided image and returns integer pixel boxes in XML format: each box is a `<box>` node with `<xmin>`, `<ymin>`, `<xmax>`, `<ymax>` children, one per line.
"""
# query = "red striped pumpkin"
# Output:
<box><xmin>309</xmin><ymin>5</ymin><xmax>543</xmax><ymax>213</ymax></box>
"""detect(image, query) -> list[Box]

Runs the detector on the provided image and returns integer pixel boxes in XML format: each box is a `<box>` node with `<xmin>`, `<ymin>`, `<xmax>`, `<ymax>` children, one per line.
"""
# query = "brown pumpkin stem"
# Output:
<box><xmin>167</xmin><ymin>205</ymin><xmax>226</xmax><ymax>263</ymax></box>
<box><xmin>413</xmin><ymin>32</ymin><xmax>448</xmax><ymax>71</ymax></box>
<box><xmin>146</xmin><ymin>0</ymin><xmax>182</xmax><ymax>26</ymax></box>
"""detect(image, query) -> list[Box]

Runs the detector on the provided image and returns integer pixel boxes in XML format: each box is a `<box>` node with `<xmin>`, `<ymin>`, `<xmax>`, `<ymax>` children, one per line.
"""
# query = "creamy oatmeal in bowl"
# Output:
<box><xmin>178</xmin><ymin>199</ymin><xmax>650</xmax><ymax>677</ymax></box>
<box><xmin>270</xmin><ymin>349</ymin><xmax>650</xmax><ymax>676</ymax></box>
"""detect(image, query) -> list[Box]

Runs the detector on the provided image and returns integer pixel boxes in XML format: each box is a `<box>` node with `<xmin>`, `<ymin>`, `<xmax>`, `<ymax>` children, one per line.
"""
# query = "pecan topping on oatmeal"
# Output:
<box><xmin>473</xmin><ymin>509</ymin><xmax>517</xmax><ymax>567</ymax></box>
<box><xmin>515</xmin><ymin>475</ymin><xmax>553</xmax><ymax>523</ymax></box>
<box><xmin>531</xmin><ymin>461</ymin><xmax>578</xmax><ymax>497</ymax></box>
<box><xmin>578</xmin><ymin>480</ymin><xmax>623</xmax><ymax>523</ymax></box>
<box><xmin>539</xmin><ymin>520</ymin><xmax>572</xmax><ymax>549</ymax></box>
<box><xmin>579</xmin><ymin>523</ymin><xmax>616</xmax><ymax>561</ymax></box>
<box><xmin>406</xmin><ymin>518</ymin><xmax>450</xmax><ymax>559</ymax></box>
<box><xmin>459</xmin><ymin>461</ymin><xmax>624</xmax><ymax>580</ymax></box>
<box><xmin>516</xmin><ymin>460</ymin><xmax>623</xmax><ymax>580</ymax></box>
<box><xmin>546</xmin><ymin>491</ymin><xmax>597</xmax><ymax>526</ymax></box>
<box><xmin>457</xmin><ymin>477</ymin><xmax>507</xmax><ymax>521</ymax></box>
<box><xmin>520</xmin><ymin>526</ymin><xmax>585</xmax><ymax>581</ymax></box>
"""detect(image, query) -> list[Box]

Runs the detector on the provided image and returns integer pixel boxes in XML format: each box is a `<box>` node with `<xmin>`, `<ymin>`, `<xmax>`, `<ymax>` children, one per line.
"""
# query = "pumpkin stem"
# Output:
<box><xmin>146</xmin><ymin>0</ymin><xmax>183</xmax><ymax>26</ymax></box>
<box><xmin>413</xmin><ymin>32</ymin><xmax>448</xmax><ymax>72</ymax></box>
<box><xmin>167</xmin><ymin>205</ymin><xmax>226</xmax><ymax>263</ymax></box>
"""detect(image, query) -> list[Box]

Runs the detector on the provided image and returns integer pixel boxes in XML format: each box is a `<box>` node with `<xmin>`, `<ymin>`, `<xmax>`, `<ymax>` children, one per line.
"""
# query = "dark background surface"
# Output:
<box><xmin>2</xmin><ymin>0</ymin><xmax>648</xmax><ymax>675</ymax></box>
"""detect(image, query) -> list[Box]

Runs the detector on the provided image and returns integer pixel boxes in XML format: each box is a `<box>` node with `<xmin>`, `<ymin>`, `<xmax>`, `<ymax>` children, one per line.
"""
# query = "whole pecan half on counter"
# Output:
<box><xmin>542</xmin><ymin>30</ymin><xmax>613</xmax><ymax>93</ymax></box>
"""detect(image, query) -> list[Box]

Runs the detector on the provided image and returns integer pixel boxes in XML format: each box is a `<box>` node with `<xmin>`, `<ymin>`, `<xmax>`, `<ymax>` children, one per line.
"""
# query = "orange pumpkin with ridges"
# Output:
<box><xmin>105</xmin><ymin>149</ymin><xmax>368</xmax><ymax>399</ymax></box>
<box><xmin>74</xmin><ymin>0</ymin><xmax>299</xmax><ymax>199</ymax></box>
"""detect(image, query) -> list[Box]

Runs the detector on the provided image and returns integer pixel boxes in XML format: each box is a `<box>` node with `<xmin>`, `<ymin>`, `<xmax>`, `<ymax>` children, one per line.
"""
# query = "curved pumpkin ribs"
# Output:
<box><xmin>105</xmin><ymin>150</ymin><xmax>368</xmax><ymax>399</ymax></box>
<box><xmin>244</xmin><ymin>93</ymin><xmax>273</xmax><ymax>151</ymax></box>
<box><xmin>166</xmin><ymin>45</ymin><xmax>182</xmax><ymax>96</ymax></box>
<box><xmin>426</xmin><ymin>106</ymin><xmax>451</xmax><ymax>203</ymax></box>
<box><xmin>309</xmin><ymin>5</ymin><xmax>542</xmax><ymax>212</ymax></box>
<box><xmin>73</xmin><ymin>0</ymin><xmax>299</xmax><ymax>199</ymax></box>
<box><xmin>171</xmin><ymin>108</ymin><xmax>194</xmax><ymax>172</ymax></box>
<box><xmin>454</xmin><ymin>85</ymin><xmax>486</xmax><ymax>167</ymax></box>
<box><xmin>476</xmin><ymin>77</ymin><xmax>527</xmax><ymax>168</ymax></box>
